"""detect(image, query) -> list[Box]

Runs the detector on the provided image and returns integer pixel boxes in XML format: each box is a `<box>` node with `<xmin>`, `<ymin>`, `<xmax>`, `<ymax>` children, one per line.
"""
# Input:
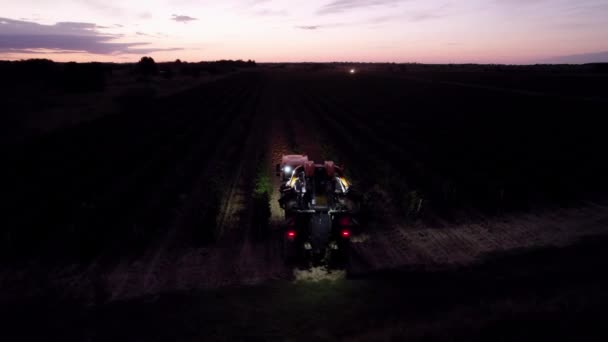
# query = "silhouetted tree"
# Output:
<box><xmin>136</xmin><ymin>56</ymin><xmax>158</xmax><ymax>77</ymax></box>
<box><xmin>17</xmin><ymin>59</ymin><xmax>56</xmax><ymax>82</ymax></box>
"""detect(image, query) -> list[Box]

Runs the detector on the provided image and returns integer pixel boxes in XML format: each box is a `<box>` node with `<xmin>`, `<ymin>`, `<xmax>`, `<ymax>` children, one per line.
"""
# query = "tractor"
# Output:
<box><xmin>276</xmin><ymin>155</ymin><xmax>359</xmax><ymax>267</ymax></box>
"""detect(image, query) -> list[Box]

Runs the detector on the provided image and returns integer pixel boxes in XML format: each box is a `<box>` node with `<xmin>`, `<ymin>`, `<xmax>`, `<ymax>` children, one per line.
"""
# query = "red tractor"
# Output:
<box><xmin>276</xmin><ymin>155</ymin><xmax>359</xmax><ymax>266</ymax></box>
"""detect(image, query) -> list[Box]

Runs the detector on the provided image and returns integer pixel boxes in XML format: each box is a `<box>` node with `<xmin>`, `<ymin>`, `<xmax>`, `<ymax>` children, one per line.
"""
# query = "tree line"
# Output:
<box><xmin>0</xmin><ymin>57</ymin><xmax>258</xmax><ymax>93</ymax></box>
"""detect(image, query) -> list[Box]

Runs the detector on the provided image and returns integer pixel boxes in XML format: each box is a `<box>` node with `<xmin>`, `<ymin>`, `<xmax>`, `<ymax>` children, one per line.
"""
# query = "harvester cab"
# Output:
<box><xmin>276</xmin><ymin>154</ymin><xmax>309</xmax><ymax>182</ymax></box>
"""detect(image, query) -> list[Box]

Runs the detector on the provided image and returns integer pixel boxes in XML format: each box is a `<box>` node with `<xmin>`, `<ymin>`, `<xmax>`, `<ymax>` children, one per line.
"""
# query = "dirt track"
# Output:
<box><xmin>2</xmin><ymin>68</ymin><xmax>608</xmax><ymax>304</ymax></box>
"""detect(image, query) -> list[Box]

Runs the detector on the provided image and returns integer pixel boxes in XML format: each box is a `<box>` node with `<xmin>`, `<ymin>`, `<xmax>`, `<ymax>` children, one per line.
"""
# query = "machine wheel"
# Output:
<box><xmin>282</xmin><ymin>235</ymin><xmax>298</xmax><ymax>264</ymax></box>
<box><xmin>327</xmin><ymin>240</ymin><xmax>350</xmax><ymax>269</ymax></box>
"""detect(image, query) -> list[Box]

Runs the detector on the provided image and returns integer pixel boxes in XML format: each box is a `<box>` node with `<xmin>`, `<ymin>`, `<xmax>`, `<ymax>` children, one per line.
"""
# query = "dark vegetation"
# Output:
<box><xmin>1</xmin><ymin>59</ymin><xmax>111</xmax><ymax>139</ymax></box>
<box><xmin>0</xmin><ymin>58</ymin><xmax>111</xmax><ymax>92</ymax></box>
<box><xmin>135</xmin><ymin>56</ymin><xmax>159</xmax><ymax>77</ymax></box>
<box><xmin>135</xmin><ymin>56</ymin><xmax>257</xmax><ymax>79</ymax></box>
<box><xmin>1</xmin><ymin>61</ymin><xmax>260</xmax><ymax>263</ymax></box>
<box><xmin>0</xmin><ymin>57</ymin><xmax>257</xmax><ymax>90</ymax></box>
<box><xmin>252</xmin><ymin>152</ymin><xmax>272</xmax><ymax>240</ymax></box>
<box><xmin>295</xmin><ymin>64</ymin><xmax>608</xmax><ymax>220</ymax></box>
<box><xmin>177</xmin><ymin>59</ymin><xmax>257</xmax><ymax>77</ymax></box>
<box><xmin>0</xmin><ymin>58</ymin><xmax>257</xmax><ymax>144</ymax></box>
<box><xmin>2</xmin><ymin>61</ymin><xmax>607</xmax><ymax>263</ymax></box>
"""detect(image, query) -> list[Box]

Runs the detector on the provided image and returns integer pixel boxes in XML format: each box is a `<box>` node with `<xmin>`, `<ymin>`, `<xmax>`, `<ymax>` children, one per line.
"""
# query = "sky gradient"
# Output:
<box><xmin>1</xmin><ymin>0</ymin><xmax>607</xmax><ymax>63</ymax></box>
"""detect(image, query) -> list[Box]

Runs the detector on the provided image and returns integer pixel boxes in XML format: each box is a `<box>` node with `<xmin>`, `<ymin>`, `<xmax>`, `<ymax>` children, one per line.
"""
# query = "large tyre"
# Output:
<box><xmin>328</xmin><ymin>239</ymin><xmax>350</xmax><ymax>269</ymax></box>
<box><xmin>282</xmin><ymin>234</ymin><xmax>298</xmax><ymax>264</ymax></box>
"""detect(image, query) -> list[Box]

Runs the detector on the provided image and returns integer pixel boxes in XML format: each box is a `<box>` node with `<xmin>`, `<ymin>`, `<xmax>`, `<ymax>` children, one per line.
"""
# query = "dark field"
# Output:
<box><xmin>2</xmin><ymin>61</ymin><xmax>608</xmax><ymax>341</ymax></box>
<box><xmin>4</xmin><ymin>237</ymin><xmax>608</xmax><ymax>341</ymax></box>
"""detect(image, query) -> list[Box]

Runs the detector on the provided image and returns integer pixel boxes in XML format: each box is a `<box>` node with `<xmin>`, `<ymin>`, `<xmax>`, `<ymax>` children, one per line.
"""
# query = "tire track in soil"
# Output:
<box><xmin>256</xmin><ymin>73</ymin><xmax>304</xmax><ymax>282</ymax></box>
<box><xmin>59</xmin><ymin>73</ymin><xmax>265</xmax><ymax>301</ymax></box>
<box><xmin>201</xmin><ymin>79</ymin><xmax>279</xmax><ymax>288</ymax></box>
<box><xmin>230</xmin><ymin>71</ymin><xmax>336</xmax><ymax>283</ymax></box>
<box><xmin>270</xmin><ymin>72</ymin><xmax>352</xmax><ymax>280</ymax></box>
<box><xmin>195</xmin><ymin>72</ymin><xmax>311</xmax><ymax>287</ymax></box>
<box><xmin>17</xmin><ymin>74</ymin><xmax>256</xmax><ymax>303</ymax></box>
<box><xmin>108</xmin><ymin>72</ymin><xmax>309</xmax><ymax>298</ymax></box>
<box><xmin>255</xmin><ymin>71</ymin><xmax>347</xmax><ymax>282</ymax></box>
<box><xmin>109</xmin><ymin>74</ymin><xmax>265</xmax><ymax>299</ymax></box>
<box><xmin>142</xmin><ymin>97</ymin><xmax>260</xmax><ymax>294</ymax></box>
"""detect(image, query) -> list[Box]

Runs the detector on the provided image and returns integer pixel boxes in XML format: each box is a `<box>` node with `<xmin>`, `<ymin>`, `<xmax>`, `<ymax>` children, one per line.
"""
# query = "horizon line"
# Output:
<box><xmin>1</xmin><ymin>58</ymin><xmax>606</xmax><ymax>66</ymax></box>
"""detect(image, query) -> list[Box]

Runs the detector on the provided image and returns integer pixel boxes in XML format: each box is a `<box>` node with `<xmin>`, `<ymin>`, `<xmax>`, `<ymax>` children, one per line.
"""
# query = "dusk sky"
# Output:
<box><xmin>1</xmin><ymin>0</ymin><xmax>607</xmax><ymax>63</ymax></box>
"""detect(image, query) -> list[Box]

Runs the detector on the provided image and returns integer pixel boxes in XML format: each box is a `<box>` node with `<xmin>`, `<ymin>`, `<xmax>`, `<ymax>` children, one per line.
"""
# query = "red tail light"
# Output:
<box><xmin>287</xmin><ymin>230</ymin><xmax>296</xmax><ymax>239</ymax></box>
<box><xmin>341</xmin><ymin>230</ymin><xmax>350</xmax><ymax>238</ymax></box>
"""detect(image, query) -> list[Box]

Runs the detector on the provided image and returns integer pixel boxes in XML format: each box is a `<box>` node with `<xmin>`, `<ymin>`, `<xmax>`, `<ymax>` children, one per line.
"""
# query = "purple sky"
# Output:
<box><xmin>1</xmin><ymin>0</ymin><xmax>607</xmax><ymax>63</ymax></box>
